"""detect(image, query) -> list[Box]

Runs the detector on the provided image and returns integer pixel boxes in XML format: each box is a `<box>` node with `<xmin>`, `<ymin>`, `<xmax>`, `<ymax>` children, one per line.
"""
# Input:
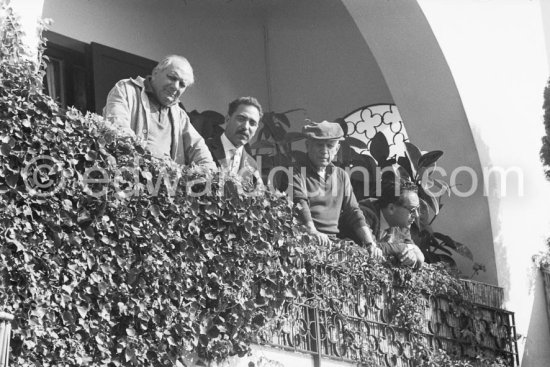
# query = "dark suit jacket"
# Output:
<box><xmin>340</xmin><ymin>198</ymin><xmax>417</xmax><ymax>258</ymax></box>
<box><xmin>205</xmin><ymin>134</ymin><xmax>264</xmax><ymax>190</ymax></box>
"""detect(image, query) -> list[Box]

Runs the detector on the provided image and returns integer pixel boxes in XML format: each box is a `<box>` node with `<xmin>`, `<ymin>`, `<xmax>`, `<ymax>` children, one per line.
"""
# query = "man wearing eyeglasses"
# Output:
<box><xmin>345</xmin><ymin>176</ymin><xmax>425</xmax><ymax>268</ymax></box>
<box><xmin>206</xmin><ymin>96</ymin><xmax>264</xmax><ymax>190</ymax></box>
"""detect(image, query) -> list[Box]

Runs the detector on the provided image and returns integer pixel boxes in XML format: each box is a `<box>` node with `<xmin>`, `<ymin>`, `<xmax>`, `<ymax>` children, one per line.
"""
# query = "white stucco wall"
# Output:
<box><xmin>264</xmin><ymin>0</ymin><xmax>393</xmax><ymax>129</ymax></box>
<box><xmin>341</xmin><ymin>0</ymin><xmax>498</xmax><ymax>285</ymax></box>
<box><xmin>416</xmin><ymin>0</ymin><xmax>550</xmax><ymax>365</ymax></box>
<box><xmin>41</xmin><ymin>0</ymin><xmax>269</xmax><ymax>114</ymax></box>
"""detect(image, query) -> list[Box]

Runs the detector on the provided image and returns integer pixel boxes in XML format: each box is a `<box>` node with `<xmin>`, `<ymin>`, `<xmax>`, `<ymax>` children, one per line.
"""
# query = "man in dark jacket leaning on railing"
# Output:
<box><xmin>353</xmin><ymin>178</ymin><xmax>425</xmax><ymax>269</ymax></box>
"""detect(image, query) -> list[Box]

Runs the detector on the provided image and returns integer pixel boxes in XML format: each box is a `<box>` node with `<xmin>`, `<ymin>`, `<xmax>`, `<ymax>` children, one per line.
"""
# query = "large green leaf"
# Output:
<box><xmin>418</xmin><ymin>188</ymin><xmax>439</xmax><ymax>215</ymax></box>
<box><xmin>261</xmin><ymin>112</ymin><xmax>286</xmax><ymax>141</ymax></box>
<box><xmin>418</xmin><ymin>150</ymin><xmax>443</xmax><ymax>169</ymax></box>
<box><xmin>405</xmin><ymin>142</ymin><xmax>422</xmax><ymax>171</ymax></box>
<box><xmin>369</xmin><ymin>132</ymin><xmax>390</xmax><ymax>165</ymax></box>
<box><xmin>430</xmin><ymin>238</ymin><xmax>453</xmax><ymax>256</ymax></box>
<box><xmin>249</xmin><ymin>140</ymin><xmax>275</xmax><ymax>150</ymax></box>
<box><xmin>344</xmin><ymin>136</ymin><xmax>369</xmax><ymax>150</ymax></box>
<box><xmin>433</xmin><ymin>253</ymin><xmax>458</xmax><ymax>268</ymax></box>
<box><xmin>434</xmin><ymin>232</ymin><xmax>474</xmax><ymax>261</ymax></box>
<box><xmin>397</xmin><ymin>156</ymin><xmax>414</xmax><ymax>180</ymax></box>
<box><xmin>273</xmin><ymin>112</ymin><xmax>291</xmax><ymax>128</ymax></box>
<box><xmin>281</xmin><ymin>131</ymin><xmax>306</xmax><ymax>144</ymax></box>
<box><xmin>201</xmin><ymin>110</ymin><xmax>225</xmax><ymax>125</ymax></box>
<box><xmin>429</xmin><ymin>178</ymin><xmax>451</xmax><ymax>197</ymax></box>
<box><xmin>350</xmin><ymin>152</ymin><xmax>378</xmax><ymax>177</ymax></box>
<box><xmin>280</xmin><ymin>108</ymin><xmax>305</xmax><ymax>116</ymax></box>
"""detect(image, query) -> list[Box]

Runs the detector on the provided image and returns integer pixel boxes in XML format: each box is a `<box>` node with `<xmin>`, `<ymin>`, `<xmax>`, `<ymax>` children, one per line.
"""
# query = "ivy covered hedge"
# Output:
<box><xmin>0</xmin><ymin>53</ymin><xmax>304</xmax><ymax>367</ymax></box>
<box><xmin>0</xmin><ymin>8</ymin><xmax>511</xmax><ymax>367</ymax></box>
<box><xmin>0</xmin><ymin>11</ymin><xmax>306</xmax><ymax>366</ymax></box>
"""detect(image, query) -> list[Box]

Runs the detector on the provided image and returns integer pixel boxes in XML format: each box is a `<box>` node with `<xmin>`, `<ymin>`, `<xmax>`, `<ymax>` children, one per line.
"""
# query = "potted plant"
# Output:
<box><xmin>250</xmin><ymin>108</ymin><xmax>306</xmax><ymax>190</ymax></box>
<box><xmin>336</xmin><ymin>130</ymin><xmax>482</xmax><ymax>272</ymax></box>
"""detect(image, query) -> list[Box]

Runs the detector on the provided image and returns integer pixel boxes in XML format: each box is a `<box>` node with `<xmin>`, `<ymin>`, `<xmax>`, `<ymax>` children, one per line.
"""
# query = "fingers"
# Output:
<box><xmin>317</xmin><ymin>233</ymin><xmax>331</xmax><ymax>247</ymax></box>
<box><xmin>400</xmin><ymin>255</ymin><xmax>416</xmax><ymax>267</ymax></box>
<box><xmin>310</xmin><ymin>231</ymin><xmax>331</xmax><ymax>247</ymax></box>
<box><xmin>369</xmin><ymin>245</ymin><xmax>384</xmax><ymax>260</ymax></box>
<box><xmin>400</xmin><ymin>245</ymin><xmax>419</xmax><ymax>267</ymax></box>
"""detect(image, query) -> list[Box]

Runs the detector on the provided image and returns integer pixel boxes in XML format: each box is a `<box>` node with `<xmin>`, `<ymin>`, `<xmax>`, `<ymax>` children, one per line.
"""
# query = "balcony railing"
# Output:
<box><xmin>260</xmin><ymin>262</ymin><xmax>518</xmax><ymax>367</ymax></box>
<box><xmin>0</xmin><ymin>312</ymin><xmax>13</xmax><ymax>367</ymax></box>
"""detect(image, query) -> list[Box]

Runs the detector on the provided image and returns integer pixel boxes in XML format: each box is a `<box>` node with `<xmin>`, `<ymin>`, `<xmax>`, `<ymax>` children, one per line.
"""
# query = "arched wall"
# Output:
<box><xmin>341</xmin><ymin>0</ymin><xmax>497</xmax><ymax>285</ymax></box>
<box><xmin>341</xmin><ymin>0</ymin><xmax>550</xmax><ymax>364</ymax></box>
<box><xmin>416</xmin><ymin>1</ymin><xmax>550</xmax><ymax>365</ymax></box>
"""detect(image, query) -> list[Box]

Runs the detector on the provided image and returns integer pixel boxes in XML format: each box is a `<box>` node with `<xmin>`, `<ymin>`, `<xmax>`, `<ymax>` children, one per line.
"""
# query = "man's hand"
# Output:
<box><xmin>307</xmin><ymin>228</ymin><xmax>332</xmax><ymax>247</ymax></box>
<box><xmin>355</xmin><ymin>225</ymin><xmax>383</xmax><ymax>260</ymax></box>
<box><xmin>399</xmin><ymin>243</ymin><xmax>424</xmax><ymax>268</ymax></box>
<box><xmin>303</xmin><ymin>220</ymin><xmax>333</xmax><ymax>247</ymax></box>
<box><xmin>367</xmin><ymin>243</ymin><xmax>384</xmax><ymax>259</ymax></box>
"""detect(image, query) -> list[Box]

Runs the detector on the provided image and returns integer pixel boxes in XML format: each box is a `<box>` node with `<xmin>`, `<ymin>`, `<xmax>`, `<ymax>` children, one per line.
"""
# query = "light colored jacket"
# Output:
<box><xmin>103</xmin><ymin>76</ymin><xmax>215</xmax><ymax>169</ymax></box>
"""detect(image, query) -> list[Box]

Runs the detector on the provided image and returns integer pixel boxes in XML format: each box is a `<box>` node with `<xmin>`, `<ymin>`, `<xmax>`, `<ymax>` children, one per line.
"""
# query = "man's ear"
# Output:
<box><xmin>334</xmin><ymin>143</ymin><xmax>341</xmax><ymax>154</ymax></box>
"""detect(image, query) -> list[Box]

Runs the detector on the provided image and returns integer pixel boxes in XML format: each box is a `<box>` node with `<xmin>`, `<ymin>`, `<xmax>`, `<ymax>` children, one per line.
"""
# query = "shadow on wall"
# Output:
<box><xmin>469</xmin><ymin>124</ymin><xmax>509</xmax><ymax>291</ymax></box>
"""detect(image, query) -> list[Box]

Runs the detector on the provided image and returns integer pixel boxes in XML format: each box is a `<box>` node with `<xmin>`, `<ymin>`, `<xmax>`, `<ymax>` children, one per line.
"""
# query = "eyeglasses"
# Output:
<box><xmin>399</xmin><ymin>204</ymin><xmax>420</xmax><ymax>215</ymax></box>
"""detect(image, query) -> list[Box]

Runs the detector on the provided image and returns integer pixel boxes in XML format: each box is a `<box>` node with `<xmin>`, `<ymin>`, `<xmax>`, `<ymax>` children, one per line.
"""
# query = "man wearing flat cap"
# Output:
<box><xmin>289</xmin><ymin>120</ymin><xmax>383</xmax><ymax>257</ymax></box>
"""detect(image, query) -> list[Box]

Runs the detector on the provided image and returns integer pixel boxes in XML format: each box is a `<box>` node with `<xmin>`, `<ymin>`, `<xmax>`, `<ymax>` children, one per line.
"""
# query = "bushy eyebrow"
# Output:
<box><xmin>236</xmin><ymin>113</ymin><xmax>259</xmax><ymax>124</ymax></box>
<box><xmin>167</xmin><ymin>71</ymin><xmax>190</xmax><ymax>85</ymax></box>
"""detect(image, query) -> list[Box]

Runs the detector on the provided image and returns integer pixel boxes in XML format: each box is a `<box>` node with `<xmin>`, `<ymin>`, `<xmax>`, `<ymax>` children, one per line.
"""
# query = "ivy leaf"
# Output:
<box><xmin>85</xmin><ymin>150</ymin><xmax>98</xmax><ymax>161</ymax></box>
<box><xmin>62</xmin><ymin>311</ymin><xmax>75</xmax><ymax>325</ymax></box>
<box><xmin>83</xmin><ymin>226</ymin><xmax>95</xmax><ymax>239</ymax></box>
<box><xmin>0</xmin><ymin>184</ymin><xmax>9</xmax><ymax>194</ymax></box>
<box><xmin>76</xmin><ymin>305</ymin><xmax>89</xmax><ymax>319</ymax></box>
<box><xmin>125</xmin><ymin>347</ymin><xmax>136</xmax><ymax>362</ymax></box>
<box><xmin>6</xmin><ymin>172</ymin><xmax>19</xmax><ymax>188</ymax></box>
<box><xmin>149</xmin><ymin>204</ymin><xmax>161</xmax><ymax>217</ymax></box>
<box><xmin>0</xmin><ymin>143</ymin><xmax>11</xmax><ymax>156</ymax></box>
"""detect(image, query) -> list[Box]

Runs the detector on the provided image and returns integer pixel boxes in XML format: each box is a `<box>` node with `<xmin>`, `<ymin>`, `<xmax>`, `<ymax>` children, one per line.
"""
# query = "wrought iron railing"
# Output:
<box><xmin>262</xmin><ymin>266</ymin><xmax>518</xmax><ymax>367</ymax></box>
<box><xmin>0</xmin><ymin>312</ymin><xmax>13</xmax><ymax>367</ymax></box>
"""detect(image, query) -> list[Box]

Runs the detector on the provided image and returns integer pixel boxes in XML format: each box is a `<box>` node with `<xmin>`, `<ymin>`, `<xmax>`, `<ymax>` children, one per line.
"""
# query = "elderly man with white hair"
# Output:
<box><xmin>103</xmin><ymin>55</ymin><xmax>215</xmax><ymax>168</ymax></box>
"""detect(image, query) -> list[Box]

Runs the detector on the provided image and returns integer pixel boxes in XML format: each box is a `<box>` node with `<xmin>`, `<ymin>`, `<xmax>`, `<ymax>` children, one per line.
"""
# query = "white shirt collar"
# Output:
<box><xmin>220</xmin><ymin>133</ymin><xmax>243</xmax><ymax>173</ymax></box>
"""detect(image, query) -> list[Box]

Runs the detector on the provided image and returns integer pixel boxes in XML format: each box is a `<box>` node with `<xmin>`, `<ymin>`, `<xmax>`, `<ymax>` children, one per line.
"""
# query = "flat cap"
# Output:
<box><xmin>302</xmin><ymin>120</ymin><xmax>345</xmax><ymax>140</ymax></box>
